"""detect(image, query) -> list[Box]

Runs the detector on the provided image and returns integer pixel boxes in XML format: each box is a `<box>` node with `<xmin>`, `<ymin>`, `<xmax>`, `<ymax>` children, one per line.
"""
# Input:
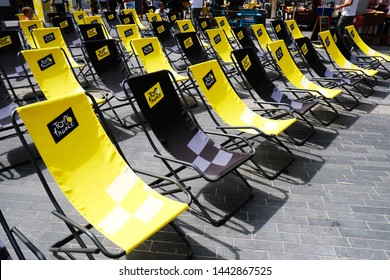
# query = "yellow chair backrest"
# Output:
<box><xmin>345</xmin><ymin>25</ymin><xmax>390</xmax><ymax>62</ymax></box>
<box><xmin>20</xmin><ymin>20</ymin><xmax>45</xmax><ymax>48</ymax></box>
<box><xmin>205</xmin><ymin>28</ymin><xmax>234</xmax><ymax>64</ymax></box>
<box><xmin>285</xmin><ymin>19</ymin><xmax>304</xmax><ymax>40</ymax></box>
<box><xmin>83</xmin><ymin>15</ymin><xmax>112</xmax><ymax>39</ymax></box>
<box><xmin>146</xmin><ymin>12</ymin><xmax>162</xmax><ymax>23</ymax></box>
<box><xmin>123</xmin><ymin>9</ymin><xmax>147</xmax><ymax>30</ymax></box>
<box><xmin>21</xmin><ymin>47</ymin><xmax>85</xmax><ymax>99</ymax></box>
<box><xmin>116</xmin><ymin>24</ymin><xmax>141</xmax><ymax>54</ymax></box>
<box><xmin>214</xmin><ymin>16</ymin><xmax>234</xmax><ymax>40</ymax></box>
<box><xmin>176</xmin><ymin>19</ymin><xmax>196</xmax><ymax>33</ymax></box>
<box><xmin>31</xmin><ymin>27</ymin><xmax>82</xmax><ymax>69</ymax></box>
<box><xmin>267</xmin><ymin>39</ymin><xmax>342</xmax><ymax>99</ymax></box>
<box><xmin>318</xmin><ymin>30</ymin><xmax>378</xmax><ymax>77</ymax></box>
<box><xmin>251</xmin><ymin>23</ymin><xmax>273</xmax><ymax>50</ymax></box>
<box><xmin>72</xmin><ymin>10</ymin><xmax>88</xmax><ymax>25</ymax></box>
<box><xmin>16</xmin><ymin>13</ymin><xmax>38</xmax><ymax>20</ymax></box>
<box><xmin>188</xmin><ymin>60</ymin><xmax>296</xmax><ymax>136</ymax></box>
<box><xmin>16</xmin><ymin>92</ymin><xmax>188</xmax><ymax>254</ymax></box>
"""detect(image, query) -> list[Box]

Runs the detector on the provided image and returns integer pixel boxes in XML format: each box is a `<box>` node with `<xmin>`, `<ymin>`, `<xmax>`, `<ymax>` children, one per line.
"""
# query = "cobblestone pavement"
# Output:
<box><xmin>0</xmin><ymin>18</ymin><xmax>389</xmax><ymax>260</ymax></box>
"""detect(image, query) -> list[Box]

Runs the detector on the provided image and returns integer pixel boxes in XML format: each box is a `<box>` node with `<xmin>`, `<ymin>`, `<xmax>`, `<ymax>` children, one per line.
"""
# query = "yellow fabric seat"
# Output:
<box><xmin>19</xmin><ymin>20</ymin><xmax>45</xmax><ymax>48</ymax></box>
<box><xmin>116</xmin><ymin>24</ymin><xmax>142</xmax><ymax>55</ymax></box>
<box><xmin>72</xmin><ymin>10</ymin><xmax>88</xmax><ymax>25</ymax></box>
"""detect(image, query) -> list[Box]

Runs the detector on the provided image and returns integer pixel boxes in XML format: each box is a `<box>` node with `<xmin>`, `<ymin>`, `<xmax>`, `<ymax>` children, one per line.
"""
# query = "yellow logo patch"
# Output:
<box><xmin>171</xmin><ymin>15</ymin><xmax>177</xmax><ymax>21</ymax></box>
<box><xmin>237</xmin><ymin>30</ymin><xmax>244</xmax><ymax>40</ymax></box>
<box><xmin>59</xmin><ymin>20</ymin><xmax>69</xmax><ymax>29</ymax></box>
<box><xmin>123</xmin><ymin>17</ymin><xmax>130</xmax><ymax>24</ymax></box>
<box><xmin>276</xmin><ymin>24</ymin><xmax>281</xmax><ymax>32</ymax></box>
<box><xmin>87</xmin><ymin>28</ymin><xmax>98</xmax><ymax>38</ymax></box>
<box><xmin>96</xmin><ymin>45</ymin><xmax>110</xmax><ymax>60</ymax></box>
<box><xmin>0</xmin><ymin>35</ymin><xmax>12</xmax><ymax>48</ymax></box>
<box><xmin>145</xmin><ymin>82</ymin><xmax>164</xmax><ymax>108</ymax></box>
<box><xmin>333</xmin><ymin>33</ymin><xmax>337</xmax><ymax>42</ymax></box>
<box><xmin>201</xmin><ymin>21</ymin><xmax>207</xmax><ymax>28</ymax></box>
<box><xmin>184</xmin><ymin>37</ymin><xmax>193</xmax><ymax>49</ymax></box>
<box><xmin>157</xmin><ymin>25</ymin><xmax>165</xmax><ymax>34</ymax></box>
<box><xmin>108</xmin><ymin>14</ymin><xmax>114</xmax><ymax>20</ymax></box>
<box><xmin>241</xmin><ymin>54</ymin><xmax>251</xmax><ymax>71</ymax></box>
<box><xmin>301</xmin><ymin>43</ymin><xmax>308</xmax><ymax>55</ymax></box>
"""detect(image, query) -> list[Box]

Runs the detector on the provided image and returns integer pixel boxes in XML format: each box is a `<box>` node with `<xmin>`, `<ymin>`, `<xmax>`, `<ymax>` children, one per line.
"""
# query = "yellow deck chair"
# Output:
<box><xmin>19</xmin><ymin>20</ymin><xmax>45</xmax><ymax>48</ymax></box>
<box><xmin>116</xmin><ymin>24</ymin><xmax>142</xmax><ymax>54</ymax></box>
<box><xmin>13</xmin><ymin>92</ymin><xmax>191</xmax><ymax>259</ymax></box>
<box><xmin>82</xmin><ymin>15</ymin><xmax>114</xmax><ymax>39</ymax></box>
<box><xmin>318</xmin><ymin>30</ymin><xmax>379</xmax><ymax>79</ymax></box>
<box><xmin>188</xmin><ymin>59</ymin><xmax>296</xmax><ymax>180</ymax></box>
<box><xmin>72</xmin><ymin>10</ymin><xmax>88</xmax><ymax>25</ymax></box>
<box><xmin>345</xmin><ymin>25</ymin><xmax>390</xmax><ymax>78</ymax></box>
<box><xmin>285</xmin><ymin>19</ymin><xmax>305</xmax><ymax>40</ymax></box>
<box><xmin>268</xmin><ymin>40</ymin><xmax>348</xmax><ymax>125</ymax></box>
<box><xmin>251</xmin><ymin>23</ymin><xmax>273</xmax><ymax>51</ymax></box>
<box><xmin>123</xmin><ymin>8</ymin><xmax>150</xmax><ymax>33</ymax></box>
<box><xmin>146</xmin><ymin>12</ymin><xmax>163</xmax><ymax>23</ymax></box>
<box><xmin>214</xmin><ymin>16</ymin><xmax>236</xmax><ymax>42</ymax></box>
<box><xmin>20</xmin><ymin>46</ymin><xmax>106</xmax><ymax>105</ymax></box>
<box><xmin>176</xmin><ymin>19</ymin><xmax>196</xmax><ymax>33</ymax></box>
<box><xmin>205</xmin><ymin>27</ymin><xmax>234</xmax><ymax>64</ymax></box>
<box><xmin>31</xmin><ymin>27</ymin><xmax>85</xmax><ymax>70</ymax></box>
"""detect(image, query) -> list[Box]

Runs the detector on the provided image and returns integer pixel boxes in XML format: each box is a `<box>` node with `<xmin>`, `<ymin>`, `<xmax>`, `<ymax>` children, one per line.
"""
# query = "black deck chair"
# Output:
<box><xmin>77</xmin><ymin>23</ymin><xmax>109</xmax><ymax>42</ymax></box>
<box><xmin>118</xmin><ymin>13</ymin><xmax>136</xmax><ymax>25</ymax></box>
<box><xmin>0</xmin><ymin>30</ymin><xmax>40</xmax><ymax>104</ymax></box>
<box><xmin>0</xmin><ymin>210</ymin><xmax>46</xmax><ymax>260</ymax></box>
<box><xmin>175</xmin><ymin>31</ymin><xmax>212</xmax><ymax>65</ymax></box>
<box><xmin>167</xmin><ymin>11</ymin><xmax>181</xmax><ymax>32</ymax></box>
<box><xmin>231</xmin><ymin>47</ymin><xmax>317</xmax><ymax>146</ymax></box>
<box><xmin>51</xmin><ymin>16</ymin><xmax>82</xmax><ymax>50</ymax></box>
<box><xmin>123</xmin><ymin>70</ymin><xmax>255</xmax><ymax>227</ymax></box>
<box><xmin>196</xmin><ymin>17</ymin><xmax>214</xmax><ymax>39</ymax></box>
<box><xmin>82</xmin><ymin>38</ymin><xmax>139</xmax><ymax>128</ymax></box>
<box><xmin>295</xmin><ymin>36</ymin><xmax>374</xmax><ymax>99</ymax></box>
<box><xmin>270</xmin><ymin>19</ymin><xmax>296</xmax><ymax>50</ymax></box>
<box><xmin>103</xmin><ymin>11</ymin><xmax>121</xmax><ymax>32</ymax></box>
<box><xmin>46</xmin><ymin>12</ymin><xmax>65</xmax><ymax>24</ymax></box>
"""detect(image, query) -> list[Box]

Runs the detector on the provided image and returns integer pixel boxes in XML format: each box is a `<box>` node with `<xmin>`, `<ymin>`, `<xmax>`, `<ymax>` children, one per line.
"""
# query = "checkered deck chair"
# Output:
<box><xmin>295</xmin><ymin>36</ymin><xmax>371</xmax><ymax>101</ymax></box>
<box><xmin>51</xmin><ymin>16</ymin><xmax>82</xmax><ymax>49</ymax></box>
<box><xmin>0</xmin><ymin>30</ymin><xmax>40</xmax><ymax>104</ymax></box>
<box><xmin>123</xmin><ymin>70</ymin><xmax>254</xmax><ymax>226</ymax></box>
<box><xmin>0</xmin><ymin>210</ymin><xmax>46</xmax><ymax>260</ymax></box>
<box><xmin>72</xmin><ymin>10</ymin><xmax>88</xmax><ymax>25</ymax></box>
<box><xmin>231</xmin><ymin>47</ymin><xmax>317</xmax><ymax>145</ymax></box>
<box><xmin>82</xmin><ymin>38</ymin><xmax>138</xmax><ymax>128</ymax></box>
<box><xmin>345</xmin><ymin>25</ymin><xmax>390</xmax><ymax>80</ymax></box>
<box><xmin>188</xmin><ymin>59</ymin><xmax>297</xmax><ymax>180</ymax></box>
<box><xmin>19</xmin><ymin>20</ymin><xmax>45</xmax><ymax>49</ymax></box>
<box><xmin>318</xmin><ymin>30</ymin><xmax>378</xmax><ymax>86</ymax></box>
<box><xmin>12</xmin><ymin>92</ymin><xmax>191</xmax><ymax>259</ymax></box>
<box><xmin>267</xmin><ymin>39</ymin><xmax>343</xmax><ymax>126</ymax></box>
<box><xmin>175</xmin><ymin>31</ymin><xmax>212</xmax><ymax>66</ymax></box>
<box><xmin>130</xmin><ymin>37</ymin><xmax>196</xmax><ymax>103</ymax></box>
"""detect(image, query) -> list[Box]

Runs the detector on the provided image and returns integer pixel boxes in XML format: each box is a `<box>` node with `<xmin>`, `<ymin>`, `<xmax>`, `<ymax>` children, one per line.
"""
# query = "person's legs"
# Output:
<box><xmin>337</xmin><ymin>15</ymin><xmax>355</xmax><ymax>50</ymax></box>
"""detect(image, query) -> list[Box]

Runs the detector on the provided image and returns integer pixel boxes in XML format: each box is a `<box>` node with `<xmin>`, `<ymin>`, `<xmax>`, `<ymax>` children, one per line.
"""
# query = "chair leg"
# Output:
<box><xmin>284</xmin><ymin>113</ymin><xmax>316</xmax><ymax>146</ymax></box>
<box><xmin>168</xmin><ymin>221</ymin><xmax>193</xmax><ymax>259</ymax></box>
<box><xmin>309</xmin><ymin>98</ymin><xmax>340</xmax><ymax>126</ymax></box>
<box><xmin>334</xmin><ymin>86</ymin><xmax>360</xmax><ymax>112</ymax></box>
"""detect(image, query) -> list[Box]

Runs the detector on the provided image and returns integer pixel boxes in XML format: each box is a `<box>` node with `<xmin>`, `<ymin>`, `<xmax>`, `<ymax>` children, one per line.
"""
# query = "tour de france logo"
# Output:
<box><xmin>59</xmin><ymin>20</ymin><xmax>69</xmax><ymax>29</ymax></box>
<box><xmin>171</xmin><ymin>14</ymin><xmax>177</xmax><ymax>21</ymax></box>
<box><xmin>0</xmin><ymin>35</ymin><xmax>12</xmax><ymax>48</ymax></box>
<box><xmin>237</xmin><ymin>30</ymin><xmax>244</xmax><ymax>41</ymax></box>
<box><xmin>145</xmin><ymin>82</ymin><xmax>164</xmax><ymax>109</ymax></box>
<box><xmin>332</xmin><ymin>33</ymin><xmax>337</xmax><ymax>42</ymax></box>
<box><xmin>256</xmin><ymin>28</ymin><xmax>263</xmax><ymax>37</ymax></box>
<box><xmin>275</xmin><ymin>46</ymin><xmax>283</xmax><ymax>61</ymax></box>
<box><xmin>325</xmin><ymin>37</ymin><xmax>330</xmax><ymax>47</ymax></box>
<box><xmin>78</xmin><ymin>14</ymin><xmax>84</xmax><ymax>20</ymax></box>
<box><xmin>213</xmin><ymin>34</ymin><xmax>221</xmax><ymax>44</ymax></box>
<box><xmin>108</xmin><ymin>14</ymin><xmax>114</xmax><ymax>20</ymax></box>
<box><xmin>350</xmin><ymin>30</ymin><xmax>355</xmax><ymax>38</ymax></box>
<box><xmin>183</xmin><ymin>23</ymin><xmax>189</xmax><ymax>31</ymax></box>
<box><xmin>87</xmin><ymin>27</ymin><xmax>98</xmax><ymax>38</ymax></box>
<box><xmin>47</xmin><ymin>107</ymin><xmax>79</xmax><ymax>144</ymax></box>
<box><xmin>142</xmin><ymin>43</ymin><xmax>154</xmax><ymax>55</ymax></box>
<box><xmin>28</xmin><ymin>24</ymin><xmax>37</xmax><ymax>33</ymax></box>
<box><xmin>219</xmin><ymin>20</ymin><xmax>225</xmax><ymax>27</ymax></box>
<box><xmin>123</xmin><ymin>17</ymin><xmax>130</xmax><ymax>24</ymax></box>
<box><xmin>275</xmin><ymin>24</ymin><xmax>281</xmax><ymax>33</ymax></box>
<box><xmin>184</xmin><ymin>37</ymin><xmax>193</xmax><ymax>49</ymax></box>
<box><xmin>201</xmin><ymin>21</ymin><xmax>207</xmax><ymax>29</ymax></box>
<box><xmin>96</xmin><ymin>45</ymin><xmax>110</xmax><ymax>60</ymax></box>
<box><xmin>301</xmin><ymin>43</ymin><xmax>308</xmax><ymax>55</ymax></box>
<box><xmin>91</xmin><ymin>19</ymin><xmax>98</xmax><ymax>24</ymax></box>
<box><xmin>43</xmin><ymin>32</ymin><xmax>55</xmax><ymax>44</ymax></box>
<box><xmin>203</xmin><ymin>69</ymin><xmax>216</xmax><ymax>90</ymax></box>
<box><xmin>157</xmin><ymin>24</ymin><xmax>165</xmax><ymax>34</ymax></box>
<box><xmin>124</xmin><ymin>28</ymin><xmax>133</xmax><ymax>37</ymax></box>
<box><xmin>290</xmin><ymin>23</ymin><xmax>294</xmax><ymax>31</ymax></box>
<box><xmin>38</xmin><ymin>54</ymin><xmax>55</xmax><ymax>71</ymax></box>
<box><xmin>241</xmin><ymin>54</ymin><xmax>252</xmax><ymax>72</ymax></box>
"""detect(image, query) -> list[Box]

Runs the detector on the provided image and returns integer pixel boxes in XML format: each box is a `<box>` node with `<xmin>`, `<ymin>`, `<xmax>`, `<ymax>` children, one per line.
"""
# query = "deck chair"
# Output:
<box><xmin>116</xmin><ymin>24</ymin><xmax>142</xmax><ymax>65</ymax></box>
<box><xmin>72</xmin><ymin>10</ymin><xmax>88</xmax><ymax>25</ymax></box>
<box><xmin>12</xmin><ymin>92</ymin><xmax>192</xmax><ymax>259</ymax></box>
<box><xmin>318</xmin><ymin>30</ymin><xmax>378</xmax><ymax>86</ymax></box>
<box><xmin>146</xmin><ymin>12</ymin><xmax>163</xmax><ymax>24</ymax></box>
<box><xmin>130</xmin><ymin>37</ymin><xmax>196</xmax><ymax>103</ymax></box>
<box><xmin>205</xmin><ymin>27</ymin><xmax>235</xmax><ymax>65</ymax></box>
<box><xmin>123</xmin><ymin>8</ymin><xmax>151</xmax><ymax>36</ymax></box>
<box><xmin>102</xmin><ymin>11</ymin><xmax>121</xmax><ymax>32</ymax></box>
<box><xmin>267</xmin><ymin>39</ymin><xmax>343</xmax><ymax>126</ymax></box>
<box><xmin>83</xmin><ymin>15</ymin><xmax>115</xmax><ymax>39</ymax></box>
<box><xmin>0</xmin><ymin>210</ymin><xmax>46</xmax><ymax>260</ymax></box>
<box><xmin>77</xmin><ymin>23</ymin><xmax>110</xmax><ymax>42</ymax></box>
<box><xmin>82</xmin><ymin>38</ymin><xmax>138</xmax><ymax>128</ymax></box>
<box><xmin>345</xmin><ymin>25</ymin><xmax>390</xmax><ymax>79</ymax></box>
<box><xmin>0</xmin><ymin>30</ymin><xmax>40</xmax><ymax>104</ymax></box>
<box><xmin>231</xmin><ymin>26</ymin><xmax>261</xmax><ymax>55</ymax></box>
<box><xmin>167</xmin><ymin>11</ymin><xmax>181</xmax><ymax>32</ymax></box>
<box><xmin>19</xmin><ymin>20</ymin><xmax>45</xmax><ymax>49</ymax></box>
<box><xmin>188</xmin><ymin>59</ymin><xmax>297</xmax><ymax>180</ymax></box>
<box><xmin>118</xmin><ymin>13</ymin><xmax>137</xmax><ymax>25</ymax></box>
<box><xmin>175</xmin><ymin>31</ymin><xmax>212</xmax><ymax>65</ymax></box>
<box><xmin>285</xmin><ymin>19</ymin><xmax>305</xmax><ymax>40</ymax></box>
<box><xmin>176</xmin><ymin>19</ymin><xmax>197</xmax><ymax>33</ymax></box>
<box><xmin>270</xmin><ymin>19</ymin><xmax>296</xmax><ymax>50</ymax></box>
<box><xmin>197</xmin><ymin>17</ymin><xmax>214</xmax><ymax>35</ymax></box>
<box><xmin>51</xmin><ymin>16</ymin><xmax>83</xmax><ymax>50</ymax></box>
<box><xmin>231</xmin><ymin>47</ymin><xmax>318</xmax><ymax>145</ymax></box>
<box><xmin>123</xmin><ymin>70</ymin><xmax>255</xmax><ymax>226</ymax></box>
<box><xmin>295</xmin><ymin>36</ymin><xmax>373</xmax><ymax>99</ymax></box>
<box><xmin>213</xmin><ymin>16</ymin><xmax>236</xmax><ymax>44</ymax></box>
<box><xmin>150</xmin><ymin>20</ymin><xmax>182</xmax><ymax>55</ymax></box>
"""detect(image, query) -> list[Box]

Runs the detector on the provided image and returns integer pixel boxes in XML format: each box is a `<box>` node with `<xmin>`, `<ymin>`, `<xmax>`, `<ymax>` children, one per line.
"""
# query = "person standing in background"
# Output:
<box><xmin>88</xmin><ymin>0</ymin><xmax>99</xmax><ymax>14</ymax></box>
<box><xmin>50</xmin><ymin>0</ymin><xmax>66</xmax><ymax>14</ymax></box>
<box><xmin>75</xmin><ymin>0</ymin><xmax>82</xmax><ymax>10</ymax></box>
<box><xmin>191</xmin><ymin>0</ymin><xmax>203</xmax><ymax>23</ymax></box>
<box><xmin>335</xmin><ymin>0</ymin><xmax>360</xmax><ymax>48</ymax></box>
<box><xmin>108</xmin><ymin>0</ymin><xmax>118</xmax><ymax>11</ymax></box>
